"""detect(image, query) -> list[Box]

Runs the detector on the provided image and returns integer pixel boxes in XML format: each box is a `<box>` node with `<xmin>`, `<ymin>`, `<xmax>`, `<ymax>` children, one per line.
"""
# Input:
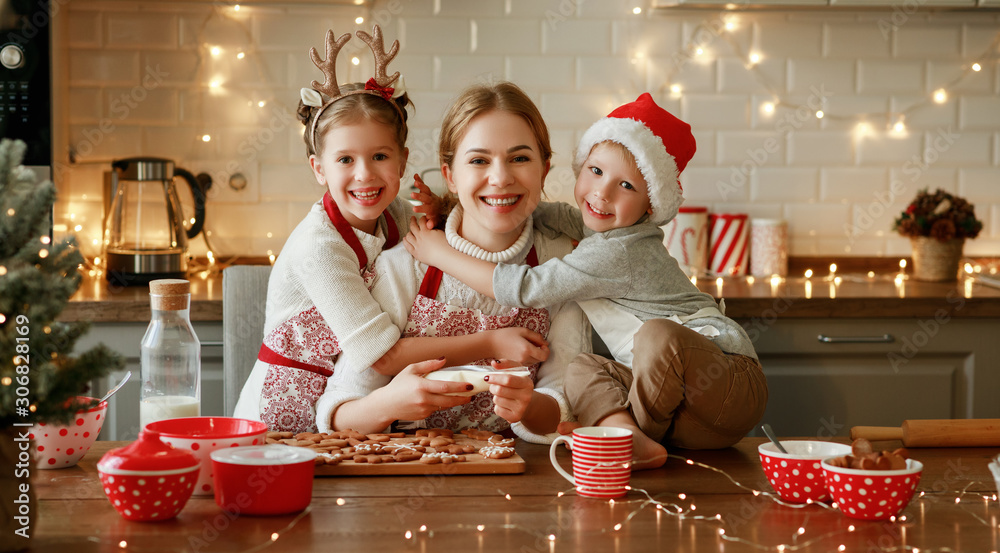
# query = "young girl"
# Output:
<box><xmin>404</xmin><ymin>93</ymin><xmax>767</xmax><ymax>466</ymax></box>
<box><xmin>232</xmin><ymin>29</ymin><xmax>549</xmax><ymax>433</ymax></box>
<box><xmin>314</xmin><ymin>82</ymin><xmax>591</xmax><ymax>442</ymax></box>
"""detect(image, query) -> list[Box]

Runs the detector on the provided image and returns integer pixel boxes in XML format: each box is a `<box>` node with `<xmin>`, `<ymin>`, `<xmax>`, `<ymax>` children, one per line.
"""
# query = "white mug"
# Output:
<box><xmin>549</xmin><ymin>427</ymin><xmax>632</xmax><ymax>499</ymax></box>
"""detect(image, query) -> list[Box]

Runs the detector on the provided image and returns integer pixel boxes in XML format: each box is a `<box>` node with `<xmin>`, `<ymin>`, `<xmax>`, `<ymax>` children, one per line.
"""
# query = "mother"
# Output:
<box><xmin>315</xmin><ymin>82</ymin><xmax>589</xmax><ymax>441</ymax></box>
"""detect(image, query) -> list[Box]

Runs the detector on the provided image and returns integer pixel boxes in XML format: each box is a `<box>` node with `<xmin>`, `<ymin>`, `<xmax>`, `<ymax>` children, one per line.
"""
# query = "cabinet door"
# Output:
<box><xmin>743</xmin><ymin>318</ymin><xmax>999</xmax><ymax>438</ymax></box>
<box><xmin>74</xmin><ymin>322</ymin><xmax>223</xmax><ymax>441</ymax></box>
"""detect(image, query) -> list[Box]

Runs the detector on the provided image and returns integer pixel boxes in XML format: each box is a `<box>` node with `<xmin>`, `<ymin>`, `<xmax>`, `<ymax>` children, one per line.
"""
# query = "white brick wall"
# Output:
<box><xmin>57</xmin><ymin>0</ymin><xmax>1000</xmax><ymax>259</ymax></box>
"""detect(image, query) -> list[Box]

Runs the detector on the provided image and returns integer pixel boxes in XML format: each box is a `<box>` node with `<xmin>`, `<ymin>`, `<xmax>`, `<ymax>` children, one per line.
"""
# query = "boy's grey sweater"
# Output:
<box><xmin>494</xmin><ymin>201</ymin><xmax>758</xmax><ymax>361</ymax></box>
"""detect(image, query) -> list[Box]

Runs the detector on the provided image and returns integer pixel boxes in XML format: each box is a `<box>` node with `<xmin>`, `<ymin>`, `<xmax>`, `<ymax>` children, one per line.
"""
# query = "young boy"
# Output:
<box><xmin>404</xmin><ymin>93</ymin><xmax>767</xmax><ymax>468</ymax></box>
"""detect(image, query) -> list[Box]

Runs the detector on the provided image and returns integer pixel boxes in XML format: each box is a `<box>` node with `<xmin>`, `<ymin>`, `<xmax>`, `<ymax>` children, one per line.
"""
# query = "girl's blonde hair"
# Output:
<box><xmin>297</xmin><ymin>82</ymin><xmax>412</xmax><ymax>157</ymax></box>
<box><xmin>438</xmin><ymin>81</ymin><xmax>552</xmax><ymax>168</ymax></box>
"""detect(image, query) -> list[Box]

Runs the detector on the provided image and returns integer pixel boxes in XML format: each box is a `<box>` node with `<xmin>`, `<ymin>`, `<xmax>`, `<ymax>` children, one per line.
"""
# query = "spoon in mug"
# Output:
<box><xmin>761</xmin><ymin>423</ymin><xmax>788</xmax><ymax>454</ymax></box>
<box><xmin>99</xmin><ymin>371</ymin><xmax>132</xmax><ymax>404</ymax></box>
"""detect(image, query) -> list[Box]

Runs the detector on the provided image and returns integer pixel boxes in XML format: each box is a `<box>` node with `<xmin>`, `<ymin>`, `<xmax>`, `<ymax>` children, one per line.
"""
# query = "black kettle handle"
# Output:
<box><xmin>174</xmin><ymin>167</ymin><xmax>206</xmax><ymax>239</ymax></box>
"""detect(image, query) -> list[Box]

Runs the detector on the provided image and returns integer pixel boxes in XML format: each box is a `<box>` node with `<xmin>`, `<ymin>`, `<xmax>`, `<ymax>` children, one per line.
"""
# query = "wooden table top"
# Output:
<box><xmin>30</xmin><ymin>438</ymin><xmax>1000</xmax><ymax>552</ymax></box>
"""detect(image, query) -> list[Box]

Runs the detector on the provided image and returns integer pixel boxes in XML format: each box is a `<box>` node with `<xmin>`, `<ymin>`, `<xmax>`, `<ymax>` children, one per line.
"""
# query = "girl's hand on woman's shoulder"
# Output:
<box><xmin>373</xmin><ymin>358</ymin><xmax>471</xmax><ymax>421</ymax></box>
<box><xmin>403</xmin><ymin>216</ymin><xmax>451</xmax><ymax>267</ymax></box>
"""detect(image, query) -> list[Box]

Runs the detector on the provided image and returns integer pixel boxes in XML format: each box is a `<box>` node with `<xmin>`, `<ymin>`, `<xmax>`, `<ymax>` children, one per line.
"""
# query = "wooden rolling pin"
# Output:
<box><xmin>851</xmin><ymin>419</ymin><xmax>1000</xmax><ymax>447</ymax></box>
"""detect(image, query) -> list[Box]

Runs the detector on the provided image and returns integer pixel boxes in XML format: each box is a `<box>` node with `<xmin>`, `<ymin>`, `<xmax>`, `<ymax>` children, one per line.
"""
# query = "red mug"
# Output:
<box><xmin>549</xmin><ymin>427</ymin><xmax>632</xmax><ymax>499</ymax></box>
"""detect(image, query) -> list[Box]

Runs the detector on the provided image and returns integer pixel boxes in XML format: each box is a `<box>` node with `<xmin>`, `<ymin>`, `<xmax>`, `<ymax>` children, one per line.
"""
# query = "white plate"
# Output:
<box><xmin>424</xmin><ymin>365</ymin><xmax>531</xmax><ymax>396</ymax></box>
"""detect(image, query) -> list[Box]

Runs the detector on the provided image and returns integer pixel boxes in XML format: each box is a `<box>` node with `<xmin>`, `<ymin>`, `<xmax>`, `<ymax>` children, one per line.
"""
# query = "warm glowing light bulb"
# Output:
<box><xmin>695</xmin><ymin>47</ymin><xmax>704</xmax><ymax>56</ymax></box>
<box><xmin>972</xmin><ymin>62</ymin><xmax>982</xmax><ymax>72</ymax></box>
<box><xmin>236</xmin><ymin>51</ymin><xmax>245</xmax><ymax>60</ymax></box>
<box><xmin>893</xmin><ymin>120</ymin><xmax>906</xmax><ymax>133</ymax></box>
<box><xmin>209</xmin><ymin>79</ymin><xmax>221</xmax><ymax>89</ymax></box>
<box><xmin>0</xmin><ymin>316</ymin><xmax>5</xmax><ymax>326</ymax></box>
<box><xmin>210</xmin><ymin>46</ymin><xmax>221</xmax><ymax>57</ymax></box>
<box><xmin>855</xmin><ymin>122</ymin><xmax>871</xmax><ymax>136</ymax></box>
<box><xmin>74</xmin><ymin>224</ymin><xmax>82</xmax><ymax>232</ymax></box>
<box><xmin>899</xmin><ymin>259</ymin><xmax>907</xmax><ymax>269</ymax></box>
<box><xmin>258</xmin><ymin>100</ymin><xmax>266</xmax><ymax>107</ymax></box>
<box><xmin>815</xmin><ymin>110</ymin><xmax>824</xmax><ymax>119</ymax></box>
<box><xmin>933</xmin><ymin>88</ymin><xmax>947</xmax><ymax>103</ymax></box>
<box><xmin>201</xmin><ymin>135</ymin><xmax>211</xmax><ymax>142</ymax></box>
<box><xmin>762</xmin><ymin>102</ymin><xmax>775</xmax><ymax>114</ymax></box>
<box><xmin>632</xmin><ymin>6</ymin><xmax>642</xmax><ymax>14</ymax></box>
<box><xmin>548</xmin><ymin>534</ymin><xmax>556</xmax><ymax>541</ymax></box>
<box><xmin>404</xmin><ymin>530</ymin><xmax>412</xmax><ymax>539</ymax></box>
<box><xmin>119</xmin><ymin>541</ymin><xmax>127</xmax><ymax>549</ymax></box>
<box><xmin>829</xmin><ymin>263</ymin><xmax>837</xmax><ymax>274</ymax></box>
<box><xmin>867</xmin><ymin>271</ymin><xmax>875</xmax><ymax>278</ymax></box>
<box><xmin>270</xmin><ymin>533</ymin><xmax>279</xmax><ymax>541</ymax></box>
<box><xmin>748</xmin><ymin>52</ymin><xmax>761</xmax><ymax>64</ymax></box>
<box><xmin>355</xmin><ymin>16</ymin><xmax>365</xmax><ymax>24</ymax></box>
<box><xmin>804</xmin><ymin>269</ymin><xmax>813</xmax><ymax>278</ymax></box>
<box><xmin>670</xmin><ymin>84</ymin><xmax>682</xmax><ymax>97</ymax></box>
<box><xmin>964</xmin><ymin>263</ymin><xmax>974</xmax><ymax>274</ymax></box>
<box><xmin>351</xmin><ymin>56</ymin><xmax>360</xmax><ymax>66</ymax></box>
<box><xmin>724</xmin><ymin>20</ymin><xmax>736</xmax><ymax>31</ymax></box>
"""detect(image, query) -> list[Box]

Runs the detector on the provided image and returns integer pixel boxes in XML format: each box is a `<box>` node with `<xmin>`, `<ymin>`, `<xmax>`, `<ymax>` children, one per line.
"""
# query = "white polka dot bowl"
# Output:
<box><xmin>30</xmin><ymin>396</ymin><xmax>108</xmax><ymax>469</ymax></box>
<box><xmin>822</xmin><ymin>458</ymin><xmax>923</xmax><ymax>521</ymax></box>
<box><xmin>759</xmin><ymin>441</ymin><xmax>854</xmax><ymax>504</ymax></box>
<box><xmin>97</xmin><ymin>429</ymin><xmax>200</xmax><ymax>522</ymax></box>
<box><xmin>144</xmin><ymin>417</ymin><xmax>268</xmax><ymax>496</ymax></box>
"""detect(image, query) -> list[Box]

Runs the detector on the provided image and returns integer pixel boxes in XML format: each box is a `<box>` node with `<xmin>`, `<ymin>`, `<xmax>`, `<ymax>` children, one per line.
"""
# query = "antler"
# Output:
<box><xmin>309</xmin><ymin>29</ymin><xmax>352</xmax><ymax>99</ymax></box>
<box><xmin>356</xmin><ymin>25</ymin><xmax>400</xmax><ymax>88</ymax></box>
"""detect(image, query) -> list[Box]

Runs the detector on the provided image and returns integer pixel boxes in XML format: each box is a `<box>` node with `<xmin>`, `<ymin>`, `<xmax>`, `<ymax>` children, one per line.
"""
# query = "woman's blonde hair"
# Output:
<box><xmin>438</xmin><ymin>82</ymin><xmax>552</xmax><ymax>169</ymax></box>
<box><xmin>297</xmin><ymin>82</ymin><xmax>412</xmax><ymax>157</ymax></box>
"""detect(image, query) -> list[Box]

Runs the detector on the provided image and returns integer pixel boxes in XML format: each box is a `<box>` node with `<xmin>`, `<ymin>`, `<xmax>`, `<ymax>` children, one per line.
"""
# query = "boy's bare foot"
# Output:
<box><xmin>596</xmin><ymin>411</ymin><xmax>667</xmax><ymax>471</ymax></box>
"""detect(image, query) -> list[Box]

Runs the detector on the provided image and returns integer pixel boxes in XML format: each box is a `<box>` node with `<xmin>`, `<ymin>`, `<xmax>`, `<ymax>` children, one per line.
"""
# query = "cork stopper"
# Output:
<box><xmin>149</xmin><ymin>279</ymin><xmax>191</xmax><ymax>311</ymax></box>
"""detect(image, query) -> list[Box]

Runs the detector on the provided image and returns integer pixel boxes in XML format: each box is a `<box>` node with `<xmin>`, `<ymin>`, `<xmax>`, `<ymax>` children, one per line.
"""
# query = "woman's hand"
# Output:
<box><xmin>485</xmin><ymin>372</ymin><xmax>535</xmax><ymax>423</ymax></box>
<box><xmin>410</xmin><ymin>173</ymin><xmax>443</xmax><ymax>229</ymax></box>
<box><xmin>489</xmin><ymin>328</ymin><xmax>549</xmax><ymax>366</ymax></box>
<box><xmin>372</xmin><ymin>358</ymin><xmax>472</xmax><ymax>421</ymax></box>
<box><xmin>403</xmin><ymin>216</ymin><xmax>452</xmax><ymax>268</ymax></box>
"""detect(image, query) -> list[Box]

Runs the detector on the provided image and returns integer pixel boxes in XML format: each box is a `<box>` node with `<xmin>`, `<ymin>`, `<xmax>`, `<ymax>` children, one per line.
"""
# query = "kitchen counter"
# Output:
<box><xmin>61</xmin><ymin>267</ymin><xmax>1000</xmax><ymax>323</ymax></box>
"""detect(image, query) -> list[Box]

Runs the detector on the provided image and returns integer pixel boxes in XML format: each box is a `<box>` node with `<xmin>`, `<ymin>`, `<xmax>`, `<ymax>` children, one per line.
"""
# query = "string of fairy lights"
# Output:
<box><xmin>48</xmin><ymin>451</ymin><xmax>1000</xmax><ymax>552</ymax></box>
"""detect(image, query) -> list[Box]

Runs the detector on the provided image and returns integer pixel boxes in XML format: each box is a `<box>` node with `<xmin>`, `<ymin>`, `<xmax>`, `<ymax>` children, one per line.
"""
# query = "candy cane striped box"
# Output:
<box><xmin>708</xmin><ymin>213</ymin><xmax>749</xmax><ymax>276</ymax></box>
<box><xmin>661</xmin><ymin>206</ymin><xmax>709</xmax><ymax>277</ymax></box>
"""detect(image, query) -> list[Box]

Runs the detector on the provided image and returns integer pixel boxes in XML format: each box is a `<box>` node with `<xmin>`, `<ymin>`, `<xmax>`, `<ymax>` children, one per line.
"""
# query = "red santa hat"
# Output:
<box><xmin>572</xmin><ymin>93</ymin><xmax>696</xmax><ymax>226</ymax></box>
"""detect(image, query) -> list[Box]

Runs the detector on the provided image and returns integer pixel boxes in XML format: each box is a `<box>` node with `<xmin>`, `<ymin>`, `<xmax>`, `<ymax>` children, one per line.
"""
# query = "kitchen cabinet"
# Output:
<box><xmin>742</xmin><ymin>317</ymin><xmax>1000</xmax><ymax>438</ymax></box>
<box><xmin>75</xmin><ymin>321</ymin><xmax>224</xmax><ymax>440</ymax></box>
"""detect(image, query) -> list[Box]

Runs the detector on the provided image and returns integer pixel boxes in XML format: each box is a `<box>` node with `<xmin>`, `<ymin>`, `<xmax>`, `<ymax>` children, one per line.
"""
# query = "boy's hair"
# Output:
<box><xmin>438</xmin><ymin>81</ymin><xmax>551</xmax><ymax>169</ymax></box>
<box><xmin>593</xmin><ymin>140</ymin><xmax>638</xmax><ymax>170</ymax></box>
<box><xmin>297</xmin><ymin>83</ymin><xmax>412</xmax><ymax>157</ymax></box>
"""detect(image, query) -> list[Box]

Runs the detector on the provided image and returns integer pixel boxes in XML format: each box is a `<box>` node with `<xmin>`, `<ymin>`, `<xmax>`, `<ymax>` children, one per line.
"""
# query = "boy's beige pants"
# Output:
<box><xmin>565</xmin><ymin>318</ymin><xmax>768</xmax><ymax>450</ymax></box>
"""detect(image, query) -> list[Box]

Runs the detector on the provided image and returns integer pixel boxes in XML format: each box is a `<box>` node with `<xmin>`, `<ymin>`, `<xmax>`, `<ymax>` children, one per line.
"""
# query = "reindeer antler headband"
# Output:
<box><xmin>301</xmin><ymin>25</ymin><xmax>405</xmax><ymax>150</ymax></box>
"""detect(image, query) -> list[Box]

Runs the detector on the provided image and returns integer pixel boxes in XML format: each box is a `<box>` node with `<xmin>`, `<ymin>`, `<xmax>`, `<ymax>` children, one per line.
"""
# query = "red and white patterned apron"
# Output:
<box><xmin>258</xmin><ymin>192</ymin><xmax>399</xmax><ymax>433</ymax></box>
<box><xmin>403</xmin><ymin>249</ymin><xmax>550</xmax><ymax>433</ymax></box>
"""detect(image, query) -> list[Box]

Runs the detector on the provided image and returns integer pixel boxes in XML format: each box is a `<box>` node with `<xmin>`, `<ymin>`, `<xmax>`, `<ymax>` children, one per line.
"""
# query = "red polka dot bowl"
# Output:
<box><xmin>759</xmin><ymin>441</ymin><xmax>853</xmax><ymax>504</ymax></box>
<box><xmin>822</xmin><ymin>459</ymin><xmax>923</xmax><ymax>521</ymax></box>
<box><xmin>30</xmin><ymin>396</ymin><xmax>108</xmax><ymax>469</ymax></box>
<box><xmin>144</xmin><ymin>417</ymin><xmax>268</xmax><ymax>496</ymax></box>
<box><xmin>97</xmin><ymin>429</ymin><xmax>201</xmax><ymax>522</ymax></box>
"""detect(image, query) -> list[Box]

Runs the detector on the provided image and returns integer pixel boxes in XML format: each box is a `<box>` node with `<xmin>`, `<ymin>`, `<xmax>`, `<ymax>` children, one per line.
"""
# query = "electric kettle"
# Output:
<box><xmin>103</xmin><ymin>157</ymin><xmax>206</xmax><ymax>285</ymax></box>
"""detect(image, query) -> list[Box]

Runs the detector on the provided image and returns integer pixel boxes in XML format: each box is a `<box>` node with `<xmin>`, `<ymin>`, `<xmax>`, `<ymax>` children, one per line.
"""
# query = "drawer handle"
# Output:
<box><xmin>200</xmin><ymin>340</ymin><xmax>224</xmax><ymax>348</ymax></box>
<box><xmin>817</xmin><ymin>334</ymin><xmax>895</xmax><ymax>344</ymax></box>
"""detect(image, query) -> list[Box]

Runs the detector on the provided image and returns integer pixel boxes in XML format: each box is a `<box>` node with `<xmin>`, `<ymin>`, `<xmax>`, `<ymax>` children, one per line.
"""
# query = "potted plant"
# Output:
<box><xmin>0</xmin><ymin>139</ymin><xmax>123</xmax><ymax>551</ymax></box>
<box><xmin>893</xmin><ymin>188</ymin><xmax>983</xmax><ymax>281</ymax></box>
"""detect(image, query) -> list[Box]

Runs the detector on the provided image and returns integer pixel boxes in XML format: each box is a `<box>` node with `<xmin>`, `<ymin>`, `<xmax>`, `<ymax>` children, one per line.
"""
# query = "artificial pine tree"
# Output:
<box><xmin>0</xmin><ymin>138</ymin><xmax>123</xmax><ymax>427</ymax></box>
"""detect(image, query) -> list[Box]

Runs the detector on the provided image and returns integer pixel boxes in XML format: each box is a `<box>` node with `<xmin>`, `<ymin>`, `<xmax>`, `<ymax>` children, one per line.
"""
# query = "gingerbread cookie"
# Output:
<box><xmin>420</xmin><ymin>452</ymin><xmax>466</xmax><ymax>464</ymax></box>
<box><xmin>416</xmin><ymin>428</ymin><xmax>454</xmax><ymax>439</ymax></box>
<box><xmin>436</xmin><ymin>444</ymin><xmax>476</xmax><ymax>455</ymax></box>
<box><xmin>479</xmin><ymin>445</ymin><xmax>516</xmax><ymax>459</ymax></box>
<box><xmin>487</xmin><ymin>435</ymin><xmax>515</xmax><ymax>448</ymax></box>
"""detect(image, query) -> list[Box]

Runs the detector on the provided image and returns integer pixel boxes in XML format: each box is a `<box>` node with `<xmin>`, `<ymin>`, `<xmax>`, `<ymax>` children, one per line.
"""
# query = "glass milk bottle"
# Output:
<box><xmin>139</xmin><ymin>279</ymin><xmax>201</xmax><ymax>428</ymax></box>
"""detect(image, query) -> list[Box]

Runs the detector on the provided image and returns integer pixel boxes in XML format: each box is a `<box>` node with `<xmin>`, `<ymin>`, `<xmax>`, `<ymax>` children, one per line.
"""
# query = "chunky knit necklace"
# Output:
<box><xmin>444</xmin><ymin>205</ymin><xmax>533</xmax><ymax>264</ymax></box>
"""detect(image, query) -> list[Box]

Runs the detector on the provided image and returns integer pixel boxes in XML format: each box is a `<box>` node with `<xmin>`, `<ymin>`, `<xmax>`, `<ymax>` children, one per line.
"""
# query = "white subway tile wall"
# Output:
<box><xmin>58</xmin><ymin>0</ymin><xmax>1000</xmax><ymax>260</ymax></box>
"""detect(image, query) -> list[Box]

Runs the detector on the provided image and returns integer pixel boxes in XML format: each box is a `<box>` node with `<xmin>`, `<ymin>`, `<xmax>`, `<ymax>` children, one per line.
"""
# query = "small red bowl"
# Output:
<box><xmin>759</xmin><ymin>441</ymin><xmax>853</xmax><ymax>504</ymax></box>
<box><xmin>210</xmin><ymin>446</ymin><xmax>316</xmax><ymax>516</ymax></box>
<box><xmin>97</xmin><ymin>430</ymin><xmax>201</xmax><ymax>522</ymax></box>
<box><xmin>822</xmin><ymin>459</ymin><xmax>923</xmax><ymax>521</ymax></box>
<box><xmin>145</xmin><ymin>417</ymin><xmax>267</xmax><ymax>496</ymax></box>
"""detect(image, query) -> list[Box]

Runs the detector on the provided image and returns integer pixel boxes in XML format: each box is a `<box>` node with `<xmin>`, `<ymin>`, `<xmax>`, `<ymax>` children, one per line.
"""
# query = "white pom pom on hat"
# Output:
<box><xmin>572</xmin><ymin>93</ymin><xmax>696</xmax><ymax>226</ymax></box>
